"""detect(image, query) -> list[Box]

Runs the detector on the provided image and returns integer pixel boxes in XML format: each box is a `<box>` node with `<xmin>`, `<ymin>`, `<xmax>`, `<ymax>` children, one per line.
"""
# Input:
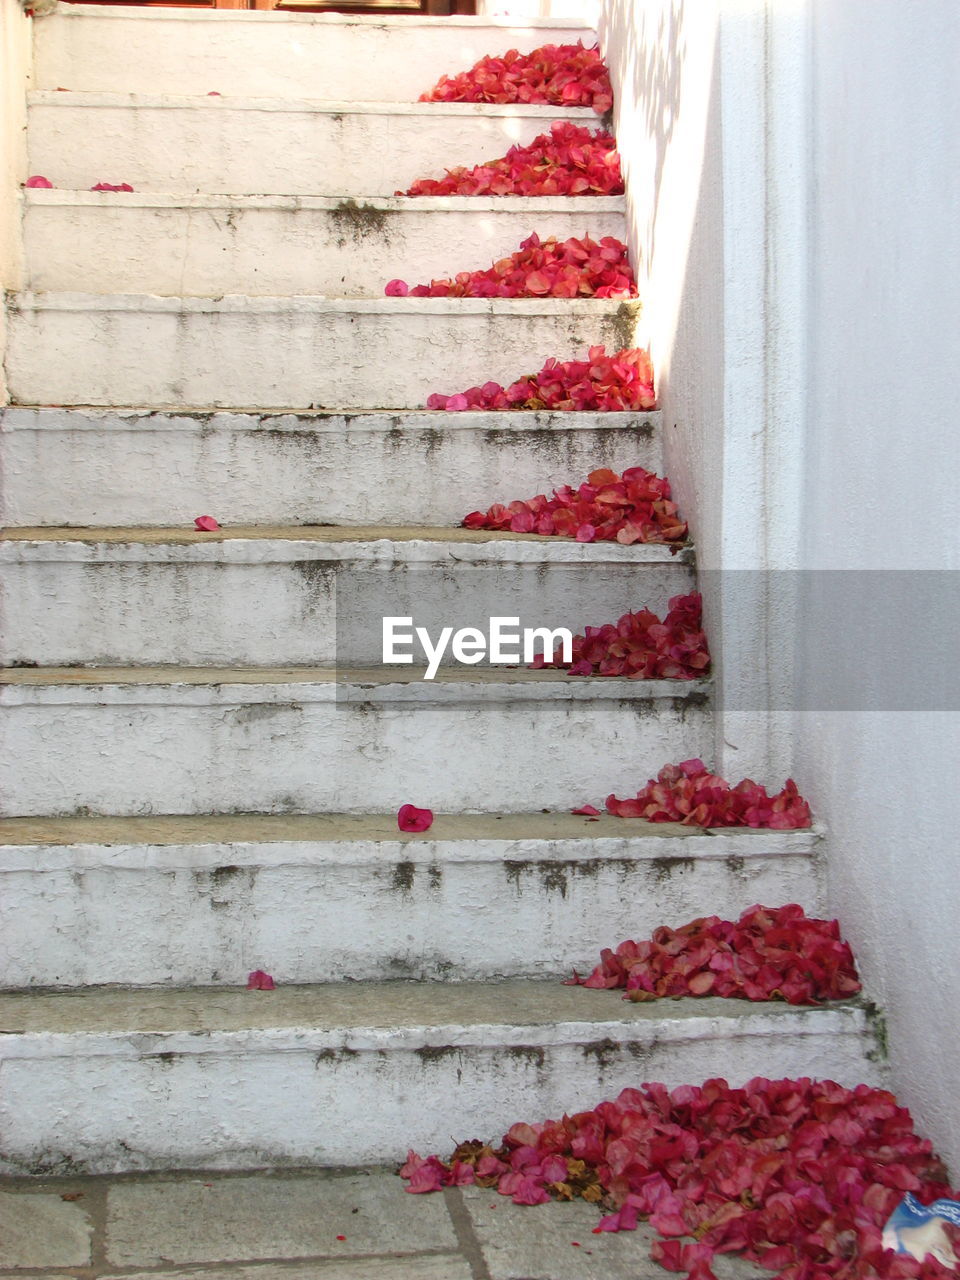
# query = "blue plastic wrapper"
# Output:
<box><xmin>883</xmin><ymin>1193</ymin><xmax>960</xmax><ymax>1268</ymax></box>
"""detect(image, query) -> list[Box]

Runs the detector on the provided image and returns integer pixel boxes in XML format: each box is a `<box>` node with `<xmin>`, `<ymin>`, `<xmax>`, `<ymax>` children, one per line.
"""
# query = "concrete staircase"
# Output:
<box><xmin>0</xmin><ymin>4</ymin><xmax>883</xmax><ymax>1176</ymax></box>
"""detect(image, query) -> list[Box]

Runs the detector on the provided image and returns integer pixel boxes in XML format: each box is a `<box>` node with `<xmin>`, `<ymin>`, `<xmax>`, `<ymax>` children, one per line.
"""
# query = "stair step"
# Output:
<box><xmin>0</xmin><ymin>981</ymin><xmax>882</xmax><ymax>1174</ymax></box>
<box><xmin>0</xmin><ymin>407</ymin><xmax>661</xmax><ymax>527</ymax></box>
<box><xmin>5</xmin><ymin>293</ymin><xmax>640</xmax><ymax>410</ymax></box>
<box><xmin>1</xmin><ymin>527</ymin><xmax>691</xmax><ymax>666</ymax></box>
<box><xmin>35</xmin><ymin>7</ymin><xmax>596</xmax><ymax>102</ymax></box>
<box><xmin>0</xmin><ymin>813</ymin><xmax>822</xmax><ymax>989</ymax></box>
<box><xmin>27</xmin><ymin>93</ymin><xmax>599</xmax><ymax>198</ymax></box>
<box><xmin>22</xmin><ymin>191</ymin><xmax>627</xmax><ymax>298</ymax></box>
<box><xmin>0</xmin><ymin>667</ymin><xmax>711</xmax><ymax>817</ymax></box>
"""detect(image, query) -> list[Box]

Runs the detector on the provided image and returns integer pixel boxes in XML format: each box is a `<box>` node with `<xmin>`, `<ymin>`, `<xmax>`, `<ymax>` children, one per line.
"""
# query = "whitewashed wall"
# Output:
<box><xmin>0</xmin><ymin>0</ymin><xmax>31</xmax><ymax>400</ymax></box>
<box><xmin>600</xmin><ymin>0</ymin><xmax>960</xmax><ymax>1171</ymax></box>
<box><xmin>793</xmin><ymin>0</ymin><xmax>960</xmax><ymax>1172</ymax></box>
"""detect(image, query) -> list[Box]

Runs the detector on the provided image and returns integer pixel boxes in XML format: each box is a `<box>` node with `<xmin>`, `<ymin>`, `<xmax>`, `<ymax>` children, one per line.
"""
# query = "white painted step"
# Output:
<box><xmin>0</xmin><ymin>528</ymin><xmax>692</xmax><ymax>666</ymax></box>
<box><xmin>0</xmin><ymin>981</ymin><xmax>883</xmax><ymax>1174</ymax></box>
<box><xmin>0</xmin><ymin>813</ymin><xmax>822</xmax><ymax>989</ymax></box>
<box><xmin>21</xmin><ymin>191</ymin><xmax>626</xmax><ymax>298</ymax></box>
<box><xmin>27</xmin><ymin>94</ymin><xmax>599</xmax><ymax>198</ymax></box>
<box><xmin>0</xmin><ymin>668</ymin><xmax>711</xmax><ymax>817</ymax></box>
<box><xmin>4</xmin><ymin>294</ymin><xmax>640</xmax><ymax>410</ymax></box>
<box><xmin>35</xmin><ymin>8</ymin><xmax>597</xmax><ymax>102</ymax></box>
<box><xmin>0</xmin><ymin>408</ymin><xmax>662</xmax><ymax>527</ymax></box>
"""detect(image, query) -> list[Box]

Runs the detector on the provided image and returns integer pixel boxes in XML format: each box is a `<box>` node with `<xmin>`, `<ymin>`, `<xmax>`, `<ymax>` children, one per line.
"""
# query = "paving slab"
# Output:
<box><xmin>98</xmin><ymin>1262</ymin><xmax>471</xmax><ymax>1280</ymax></box>
<box><xmin>105</xmin><ymin>1171</ymin><xmax>456</xmax><ymax>1266</ymax></box>
<box><xmin>0</xmin><ymin>1189</ymin><xmax>93</xmax><ymax>1266</ymax></box>
<box><xmin>460</xmin><ymin>1186</ymin><xmax>662</xmax><ymax>1280</ymax></box>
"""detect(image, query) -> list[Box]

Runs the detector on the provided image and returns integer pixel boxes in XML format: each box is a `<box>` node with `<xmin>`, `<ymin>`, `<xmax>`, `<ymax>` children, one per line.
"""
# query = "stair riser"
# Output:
<box><xmin>5</xmin><ymin>296</ymin><xmax>639</xmax><ymax>410</ymax></box>
<box><xmin>0</xmin><ymin>686</ymin><xmax>711</xmax><ymax>816</ymax></box>
<box><xmin>27</xmin><ymin>99</ymin><xmax>597</xmax><ymax>198</ymax></box>
<box><xmin>1</xmin><ymin>557</ymin><xmax>693</xmax><ymax>666</ymax></box>
<box><xmin>22</xmin><ymin>196</ymin><xmax>627</xmax><ymax>298</ymax></box>
<box><xmin>0</xmin><ymin>840</ymin><xmax>820</xmax><ymax>988</ymax></box>
<box><xmin>35</xmin><ymin>12</ymin><xmax>596</xmax><ymax>102</ymax></box>
<box><xmin>0</xmin><ymin>410</ymin><xmax>661</xmax><ymax>527</ymax></box>
<box><xmin>0</xmin><ymin>1012</ymin><xmax>882</xmax><ymax>1174</ymax></box>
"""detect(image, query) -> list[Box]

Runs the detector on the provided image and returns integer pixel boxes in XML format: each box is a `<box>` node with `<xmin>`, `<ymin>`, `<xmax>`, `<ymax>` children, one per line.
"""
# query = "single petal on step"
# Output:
<box><xmin>397</xmin><ymin>804</ymin><xmax>434</xmax><ymax>833</ymax></box>
<box><xmin>194</xmin><ymin>515</ymin><xmax>221</xmax><ymax>531</ymax></box>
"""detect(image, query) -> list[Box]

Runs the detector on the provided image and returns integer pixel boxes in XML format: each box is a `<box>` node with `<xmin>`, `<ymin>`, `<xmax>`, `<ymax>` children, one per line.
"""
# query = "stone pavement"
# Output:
<box><xmin>0</xmin><ymin>1166</ymin><xmax>764</xmax><ymax>1280</ymax></box>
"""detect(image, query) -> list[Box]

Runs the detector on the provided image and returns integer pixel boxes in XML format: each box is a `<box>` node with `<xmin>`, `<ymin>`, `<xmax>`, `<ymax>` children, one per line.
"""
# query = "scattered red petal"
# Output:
<box><xmin>572</xmin><ymin>804</ymin><xmax>601</xmax><ymax>815</ymax></box>
<box><xmin>25</xmin><ymin>175</ymin><xmax>53</xmax><ymax>188</ymax></box>
<box><xmin>194</xmin><ymin>515</ymin><xmax>221</xmax><ymax>531</ymax></box>
<box><xmin>606</xmin><ymin>760</ymin><xmax>812</xmax><ymax>828</ymax></box>
<box><xmin>399</xmin><ymin>1077</ymin><xmax>957</xmax><ymax>1280</ymax></box>
<box><xmin>397</xmin><ymin>804</ymin><xmax>434</xmax><ymax>833</ymax></box>
<box><xmin>432</xmin><ymin>347</ymin><xmax>655</xmax><ymax>414</ymax></box>
<box><xmin>336</xmin><ymin>1235</ymin><xmax>346</xmax><ymax>1241</ymax></box>
<box><xmin>535</xmin><ymin>593</ymin><xmax>709</xmax><ymax>680</ymax></box>
<box><xmin>460</xmin><ymin>462</ymin><xmax>684</xmax><ymax>546</ymax></box>
<box><xmin>401</xmin><ymin>121</ymin><xmax>623</xmax><ymax>198</ymax></box>
<box><xmin>419</xmin><ymin>42</ymin><xmax>613</xmax><ymax>114</ymax></box>
<box><xmin>570</xmin><ymin>904</ymin><xmax>859</xmax><ymax>1004</ymax></box>
<box><xmin>90</xmin><ymin>182</ymin><xmax>134</xmax><ymax>192</ymax></box>
<box><xmin>390</xmin><ymin>234</ymin><xmax>635</xmax><ymax>301</ymax></box>
<box><xmin>246</xmin><ymin>970</ymin><xmax>275</xmax><ymax>990</ymax></box>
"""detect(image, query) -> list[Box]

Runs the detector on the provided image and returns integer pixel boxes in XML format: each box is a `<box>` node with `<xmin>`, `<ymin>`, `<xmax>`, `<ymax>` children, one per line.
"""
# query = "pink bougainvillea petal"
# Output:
<box><xmin>433</xmin><ymin>346</ymin><xmax>655</xmax><ymax>415</ymax></box>
<box><xmin>392</xmin><ymin>234</ymin><xmax>635</xmax><ymax>301</ymax></box>
<box><xmin>194</xmin><ymin>515</ymin><xmax>221</xmax><ymax>531</ymax></box>
<box><xmin>419</xmin><ymin>42</ymin><xmax>613</xmax><ymax>114</ymax></box>
<box><xmin>534</xmin><ymin>593</ymin><xmax>710</xmax><ymax>681</ymax></box>
<box><xmin>606</xmin><ymin>761</ymin><xmax>812</xmax><ymax>829</ymax></box>
<box><xmin>397</xmin><ymin>804</ymin><xmax>434</xmax><ymax>833</ymax></box>
<box><xmin>399</xmin><ymin>1076</ymin><xmax>957</xmax><ymax>1280</ymax></box>
<box><xmin>459</xmin><ymin>461</ymin><xmax>684</xmax><ymax>546</ymax></box>
<box><xmin>569</xmin><ymin>904</ymin><xmax>859</xmax><ymax>1005</ymax></box>
<box><xmin>401</xmin><ymin>122</ymin><xmax>624</xmax><ymax>198</ymax></box>
<box><xmin>90</xmin><ymin>181</ymin><xmax>134</xmax><ymax>192</ymax></box>
<box><xmin>25</xmin><ymin>175</ymin><xmax>53</xmax><ymax>188</ymax></box>
<box><xmin>246</xmin><ymin>969</ymin><xmax>275</xmax><ymax>990</ymax></box>
<box><xmin>572</xmin><ymin>804</ymin><xmax>601</xmax><ymax>815</ymax></box>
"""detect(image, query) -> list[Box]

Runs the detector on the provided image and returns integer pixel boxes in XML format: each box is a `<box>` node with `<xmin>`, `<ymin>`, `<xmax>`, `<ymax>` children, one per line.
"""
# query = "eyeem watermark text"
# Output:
<box><xmin>383</xmin><ymin>617</ymin><xmax>573</xmax><ymax>680</ymax></box>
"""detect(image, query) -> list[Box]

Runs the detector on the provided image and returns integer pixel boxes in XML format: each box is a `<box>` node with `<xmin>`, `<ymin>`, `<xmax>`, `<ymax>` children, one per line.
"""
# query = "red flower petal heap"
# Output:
<box><xmin>607</xmin><ymin>759</ymin><xmax>812</xmax><ymax>828</ymax></box>
<box><xmin>401</xmin><ymin>122</ymin><xmax>623</xmax><ymax>197</ymax></box>
<box><xmin>385</xmin><ymin>233</ymin><xmax>635</xmax><ymax>299</ymax></box>
<box><xmin>428</xmin><ymin>347</ymin><xmax>654</xmax><ymax>412</ymax></box>
<box><xmin>420</xmin><ymin>42</ymin><xmax>613</xmax><ymax>113</ymax></box>
<box><xmin>531</xmin><ymin>591</ymin><xmax>709</xmax><ymax>679</ymax></box>
<box><xmin>399</xmin><ymin>1077</ymin><xmax>958</xmax><ymax>1280</ymax></box>
<box><xmin>462</xmin><ymin>464</ymin><xmax>685</xmax><ymax>546</ymax></box>
<box><xmin>569</xmin><ymin>903</ymin><xmax>861</xmax><ymax>1004</ymax></box>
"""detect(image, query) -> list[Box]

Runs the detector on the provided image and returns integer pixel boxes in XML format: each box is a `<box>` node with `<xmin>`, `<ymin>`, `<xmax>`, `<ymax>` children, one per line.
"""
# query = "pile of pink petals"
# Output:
<box><xmin>428</xmin><ymin>346</ymin><xmax>654</xmax><ymax>413</ymax></box>
<box><xmin>419</xmin><ymin>41</ymin><xmax>613</xmax><ymax>113</ymax></box>
<box><xmin>462</xmin><ymin>465</ymin><xmax>686</xmax><ymax>545</ymax></box>
<box><xmin>385</xmin><ymin>232</ymin><xmax>635</xmax><ymax>299</ymax></box>
<box><xmin>568</xmin><ymin>903</ymin><xmax>861</xmax><ymax>1004</ymax></box>
<box><xmin>401</xmin><ymin>122</ymin><xmax>623</xmax><ymax>197</ymax></box>
<box><xmin>531</xmin><ymin>591</ymin><xmax>709</xmax><ymax>679</ymax></box>
<box><xmin>606</xmin><ymin>758</ymin><xmax>812</xmax><ymax>828</ymax></box>
<box><xmin>399</xmin><ymin>1076</ymin><xmax>959</xmax><ymax>1280</ymax></box>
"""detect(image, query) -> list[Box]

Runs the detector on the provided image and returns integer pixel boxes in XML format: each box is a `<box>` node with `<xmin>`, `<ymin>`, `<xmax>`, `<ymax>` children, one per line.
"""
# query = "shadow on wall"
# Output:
<box><xmin>602</xmin><ymin>0</ymin><xmax>687</xmax><ymax>273</ymax></box>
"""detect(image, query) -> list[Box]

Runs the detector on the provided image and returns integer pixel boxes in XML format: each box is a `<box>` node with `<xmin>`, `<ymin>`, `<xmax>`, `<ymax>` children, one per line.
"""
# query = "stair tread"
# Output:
<box><xmin>12</xmin><ymin>292</ymin><xmax>637</xmax><ymax>316</ymax></box>
<box><xmin>23</xmin><ymin>190</ymin><xmax>626</xmax><ymax>212</ymax></box>
<box><xmin>29</xmin><ymin>90</ymin><xmax>599</xmax><ymax>119</ymax></box>
<box><xmin>0</xmin><ymin>980</ymin><xmax>864</xmax><ymax>1038</ymax></box>
<box><xmin>0</xmin><ymin>810</ymin><xmax>817</xmax><ymax>848</ymax></box>
<box><xmin>48</xmin><ymin>5</ymin><xmax>595</xmax><ymax>27</ymax></box>
<box><xmin>0</xmin><ymin>665</ymin><xmax>709</xmax><ymax>695</ymax></box>
<box><xmin>2</xmin><ymin>406</ymin><xmax>656</xmax><ymax>427</ymax></box>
